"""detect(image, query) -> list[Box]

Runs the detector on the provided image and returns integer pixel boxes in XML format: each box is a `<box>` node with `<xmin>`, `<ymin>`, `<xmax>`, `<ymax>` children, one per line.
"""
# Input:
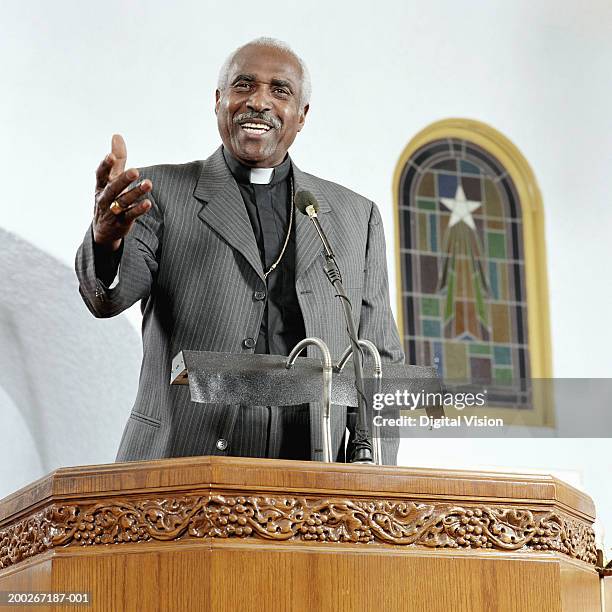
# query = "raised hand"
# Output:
<box><xmin>93</xmin><ymin>134</ymin><xmax>152</xmax><ymax>251</ymax></box>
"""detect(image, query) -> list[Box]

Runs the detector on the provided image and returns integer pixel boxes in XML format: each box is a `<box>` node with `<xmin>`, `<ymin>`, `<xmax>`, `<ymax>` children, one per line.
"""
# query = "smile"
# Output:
<box><xmin>240</xmin><ymin>122</ymin><xmax>273</xmax><ymax>135</ymax></box>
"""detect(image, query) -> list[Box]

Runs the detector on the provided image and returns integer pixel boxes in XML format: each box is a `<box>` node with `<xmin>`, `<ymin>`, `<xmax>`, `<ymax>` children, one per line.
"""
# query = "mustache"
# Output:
<box><xmin>233</xmin><ymin>111</ymin><xmax>281</xmax><ymax>130</ymax></box>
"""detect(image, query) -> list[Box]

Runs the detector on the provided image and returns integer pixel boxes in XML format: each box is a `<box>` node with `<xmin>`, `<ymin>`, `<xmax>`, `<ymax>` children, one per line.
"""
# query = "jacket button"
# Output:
<box><xmin>242</xmin><ymin>337</ymin><xmax>255</xmax><ymax>349</ymax></box>
<box><xmin>253</xmin><ymin>290</ymin><xmax>266</xmax><ymax>301</ymax></box>
<box><xmin>216</xmin><ymin>438</ymin><xmax>228</xmax><ymax>451</ymax></box>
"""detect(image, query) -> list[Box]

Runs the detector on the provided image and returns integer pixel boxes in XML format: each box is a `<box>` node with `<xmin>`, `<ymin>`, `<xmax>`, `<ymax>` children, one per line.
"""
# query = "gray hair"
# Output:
<box><xmin>217</xmin><ymin>37</ymin><xmax>311</xmax><ymax>108</ymax></box>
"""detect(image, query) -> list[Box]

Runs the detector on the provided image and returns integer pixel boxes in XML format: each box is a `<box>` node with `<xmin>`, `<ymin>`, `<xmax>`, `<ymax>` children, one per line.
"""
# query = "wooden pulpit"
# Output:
<box><xmin>0</xmin><ymin>457</ymin><xmax>602</xmax><ymax>611</ymax></box>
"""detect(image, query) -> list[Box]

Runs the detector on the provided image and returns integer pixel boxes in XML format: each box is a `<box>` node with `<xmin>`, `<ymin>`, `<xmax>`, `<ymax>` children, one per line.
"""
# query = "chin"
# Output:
<box><xmin>236</xmin><ymin>147</ymin><xmax>276</xmax><ymax>166</ymax></box>
<box><xmin>236</xmin><ymin>152</ymin><xmax>266</xmax><ymax>166</ymax></box>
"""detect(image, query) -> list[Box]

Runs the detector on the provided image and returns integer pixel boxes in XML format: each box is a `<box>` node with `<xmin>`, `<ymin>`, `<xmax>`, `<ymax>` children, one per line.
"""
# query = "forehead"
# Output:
<box><xmin>229</xmin><ymin>45</ymin><xmax>302</xmax><ymax>87</ymax></box>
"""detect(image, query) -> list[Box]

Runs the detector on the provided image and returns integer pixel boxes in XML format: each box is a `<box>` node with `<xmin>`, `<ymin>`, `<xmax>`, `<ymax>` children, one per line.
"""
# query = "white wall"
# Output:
<box><xmin>0</xmin><ymin>229</ymin><xmax>141</xmax><ymax>494</ymax></box>
<box><xmin>1</xmin><ymin>0</ymin><xmax>610</xmax><ymax>550</ymax></box>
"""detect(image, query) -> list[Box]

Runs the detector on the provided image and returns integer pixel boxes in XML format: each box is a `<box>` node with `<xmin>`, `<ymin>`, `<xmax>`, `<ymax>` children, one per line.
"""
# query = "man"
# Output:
<box><xmin>76</xmin><ymin>37</ymin><xmax>403</xmax><ymax>464</ymax></box>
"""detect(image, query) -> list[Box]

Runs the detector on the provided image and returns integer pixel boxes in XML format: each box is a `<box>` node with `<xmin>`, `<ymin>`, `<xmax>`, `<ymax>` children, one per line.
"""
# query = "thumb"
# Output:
<box><xmin>109</xmin><ymin>133</ymin><xmax>128</xmax><ymax>180</ymax></box>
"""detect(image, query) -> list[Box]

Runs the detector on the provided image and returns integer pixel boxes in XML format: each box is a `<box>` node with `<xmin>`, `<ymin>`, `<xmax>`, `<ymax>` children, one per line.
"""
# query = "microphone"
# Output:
<box><xmin>294</xmin><ymin>190</ymin><xmax>318</xmax><ymax>216</ymax></box>
<box><xmin>294</xmin><ymin>190</ymin><xmax>374</xmax><ymax>464</ymax></box>
<box><xmin>294</xmin><ymin>191</ymin><xmax>334</xmax><ymax>258</ymax></box>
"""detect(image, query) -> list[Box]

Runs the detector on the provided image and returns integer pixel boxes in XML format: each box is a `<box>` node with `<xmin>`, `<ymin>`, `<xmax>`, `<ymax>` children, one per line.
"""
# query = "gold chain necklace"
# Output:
<box><xmin>263</xmin><ymin>175</ymin><xmax>294</xmax><ymax>279</ymax></box>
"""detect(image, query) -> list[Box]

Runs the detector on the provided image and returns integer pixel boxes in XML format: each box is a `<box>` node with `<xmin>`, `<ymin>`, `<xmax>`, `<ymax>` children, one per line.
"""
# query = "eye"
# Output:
<box><xmin>233</xmin><ymin>81</ymin><xmax>252</xmax><ymax>90</ymax></box>
<box><xmin>273</xmin><ymin>87</ymin><xmax>290</xmax><ymax>98</ymax></box>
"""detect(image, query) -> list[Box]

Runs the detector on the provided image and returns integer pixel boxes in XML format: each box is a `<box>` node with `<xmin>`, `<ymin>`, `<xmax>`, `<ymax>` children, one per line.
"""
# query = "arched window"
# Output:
<box><xmin>394</xmin><ymin>119</ymin><xmax>552</xmax><ymax>424</ymax></box>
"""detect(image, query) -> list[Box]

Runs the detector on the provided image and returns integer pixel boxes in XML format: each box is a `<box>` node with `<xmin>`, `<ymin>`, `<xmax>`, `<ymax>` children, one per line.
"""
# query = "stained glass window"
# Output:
<box><xmin>397</xmin><ymin>138</ymin><xmax>531</xmax><ymax>406</ymax></box>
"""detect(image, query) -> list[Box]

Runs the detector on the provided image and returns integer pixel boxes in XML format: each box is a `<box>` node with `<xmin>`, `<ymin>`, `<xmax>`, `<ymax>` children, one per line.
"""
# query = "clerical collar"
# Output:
<box><xmin>222</xmin><ymin>147</ymin><xmax>291</xmax><ymax>186</ymax></box>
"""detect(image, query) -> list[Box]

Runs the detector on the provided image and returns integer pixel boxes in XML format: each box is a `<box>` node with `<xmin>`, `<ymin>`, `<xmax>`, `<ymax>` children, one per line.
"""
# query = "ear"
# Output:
<box><xmin>215</xmin><ymin>89</ymin><xmax>221</xmax><ymax>115</ymax></box>
<box><xmin>297</xmin><ymin>104</ymin><xmax>309</xmax><ymax>132</ymax></box>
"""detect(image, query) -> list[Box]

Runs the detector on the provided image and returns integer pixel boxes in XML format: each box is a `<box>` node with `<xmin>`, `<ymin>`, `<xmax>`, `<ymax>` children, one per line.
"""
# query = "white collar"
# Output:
<box><xmin>250</xmin><ymin>167</ymin><xmax>274</xmax><ymax>184</ymax></box>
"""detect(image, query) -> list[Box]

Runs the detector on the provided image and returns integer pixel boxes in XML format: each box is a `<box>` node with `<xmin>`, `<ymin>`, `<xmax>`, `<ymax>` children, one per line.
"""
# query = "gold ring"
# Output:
<box><xmin>109</xmin><ymin>200</ymin><xmax>123</xmax><ymax>214</ymax></box>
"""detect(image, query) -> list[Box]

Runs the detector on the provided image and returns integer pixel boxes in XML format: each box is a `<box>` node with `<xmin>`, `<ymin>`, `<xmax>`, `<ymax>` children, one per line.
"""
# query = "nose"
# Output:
<box><xmin>246</xmin><ymin>86</ymin><xmax>272</xmax><ymax>113</ymax></box>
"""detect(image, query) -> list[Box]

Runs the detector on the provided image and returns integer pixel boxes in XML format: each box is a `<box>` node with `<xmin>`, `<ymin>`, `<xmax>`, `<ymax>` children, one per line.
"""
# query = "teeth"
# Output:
<box><xmin>241</xmin><ymin>122</ymin><xmax>271</xmax><ymax>131</ymax></box>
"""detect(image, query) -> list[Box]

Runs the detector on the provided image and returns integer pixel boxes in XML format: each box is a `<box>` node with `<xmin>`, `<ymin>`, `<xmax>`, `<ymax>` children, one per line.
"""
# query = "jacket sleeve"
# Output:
<box><xmin>74</xmin><ymin>191</ymin><xmax>163</xmax><ymax>318</ymax></box>
<box><xmin>359</xmin><ymin>202</ymin><xmax>404</xmax><ymax>365</ymax></box>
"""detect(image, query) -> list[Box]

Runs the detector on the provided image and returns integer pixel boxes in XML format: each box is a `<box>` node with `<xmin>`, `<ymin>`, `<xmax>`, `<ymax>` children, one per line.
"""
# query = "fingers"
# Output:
<box><xmin>108</xmin><ymin>179</ymin><xmax>152</xmax><ymax>215</ymax></box>
<box><xmin>98</xmin><ymin>167</ymin><xmax>140</xmax><ymax>207</ymax></box>
<box><xmin>92</xmin><ymin>196</ymin><xmax>151</xmax><ymax>248</ymax></box>
<box><xmin>111</xmin><ymin>133</ymin><xmax>127</xmax><ymax>160</ymax></box>
<box><xmin>95</xmin><ymin>132</ymin><xmax>127</xmax><ymax>190</ymax></box>
<box><xmin>109</xmin><ymin>134</ymin><xmax>128</xmax><ymax>181</ymax></box>
<box><xmin>95</xmin><ymin>154</ymin><xmax>114</xmax><ymax>191</ymax></box>
<box><xmin>123</xmin><ymin>199</ymin><xmax>152</xmax><ymax>222</ymax></box>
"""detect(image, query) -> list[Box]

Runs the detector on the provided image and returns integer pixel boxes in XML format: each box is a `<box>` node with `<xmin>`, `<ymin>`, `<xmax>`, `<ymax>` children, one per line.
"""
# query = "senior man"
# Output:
<box><xmin>76</xmin><ymin>37</ymin><xmax>403</xmax><ymax>464</ymax></box>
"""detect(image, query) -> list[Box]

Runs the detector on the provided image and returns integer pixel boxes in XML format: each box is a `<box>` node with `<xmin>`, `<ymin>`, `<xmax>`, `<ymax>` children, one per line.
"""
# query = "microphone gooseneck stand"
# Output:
<box><xmin>299</xmin><ymin>196</ymin><xmax>374</xmax><ymax>464</ymax></box>
<box><xmin>335</xmin><ymin>339</ymin><xmax>383</xmax><ymax>465</ymax></box>
<box><xmin>286</xmin><ymin>337</ymin><xmax>334</xmax><ymax>463</ymax></box>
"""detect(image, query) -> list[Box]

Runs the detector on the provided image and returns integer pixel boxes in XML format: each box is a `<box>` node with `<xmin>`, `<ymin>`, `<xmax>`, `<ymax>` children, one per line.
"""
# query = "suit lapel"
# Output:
<box><xmin>192</xmin><ymin>150</ymin><xmax>333</xmax><ymax>283</ymax></box>
<box><xmin>193</xmin><ymin>147</ymin><xmax>264</xmax><ymax>281</ymax></box>
<box><xmin>292</xmin><ymin>164</ymin><xmax>333</xmax><ymax>281</ymax></box>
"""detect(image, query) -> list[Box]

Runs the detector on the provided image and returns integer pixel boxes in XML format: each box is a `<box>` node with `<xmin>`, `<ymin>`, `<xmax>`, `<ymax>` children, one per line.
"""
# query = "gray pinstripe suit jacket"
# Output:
<box><xmin>75</xmin><ymin>146</ymin><xmax>404</xmax><ymax>464</ymax></box>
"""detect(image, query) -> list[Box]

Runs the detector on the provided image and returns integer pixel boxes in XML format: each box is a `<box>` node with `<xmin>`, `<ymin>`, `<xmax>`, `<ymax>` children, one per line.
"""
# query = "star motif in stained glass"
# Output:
<box><xmin>440</xmin><ymin>185</ymin><xmax>481</xmax><ymax>230</ymax></box>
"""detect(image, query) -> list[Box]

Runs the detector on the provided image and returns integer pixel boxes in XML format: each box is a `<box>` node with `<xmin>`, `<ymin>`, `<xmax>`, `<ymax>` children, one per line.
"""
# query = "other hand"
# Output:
<box><xmin>92</xmin><ymin>134</ymin><xmax>152</xmax><ymax>251</ymax></box>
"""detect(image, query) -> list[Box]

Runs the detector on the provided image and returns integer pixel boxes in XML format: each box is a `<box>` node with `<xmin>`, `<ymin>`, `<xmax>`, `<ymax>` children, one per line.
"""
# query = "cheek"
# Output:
<box><xmin>218</xmin><ymin>99</ymin><xmax>235</xmax><ymax>119</ymax></box>
<box><xmin>218</xmin><ymin>106</ymin><xmax>236</xmax><ymax>135</ymax></box>
<box><xmin>279</xmin><ymin>110</ymin><xmax>298</xmax><ymax>132</ymax></box>
<box><xmin>282</xmin><ymin>116</ymin><xmax>301</xmax><ymax>139</ymax></box>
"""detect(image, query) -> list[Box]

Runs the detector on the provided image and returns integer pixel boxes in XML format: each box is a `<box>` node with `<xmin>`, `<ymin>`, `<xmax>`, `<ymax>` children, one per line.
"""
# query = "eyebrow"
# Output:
<box><xmin>231</xmin><ymin>74</ymin><xmax>295</xmax><ymax>93</ymax></box>
<box><xmin>231</xmin><ymin>74</ymin><xmax>256</xmax><ymax>85</ymax></box>
<box><xmin>270</xmin><ymin>78</ymin><xmax>293</xmax><ymax>91</ymax></box>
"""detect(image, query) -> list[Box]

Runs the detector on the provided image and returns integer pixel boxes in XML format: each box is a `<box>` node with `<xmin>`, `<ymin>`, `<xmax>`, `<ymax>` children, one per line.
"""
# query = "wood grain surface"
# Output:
<box><xmin>0</xmin><ymin>456</ymin><xmax>596</xmax><ymax>523</ymax></box>
<box><xmin>0</xmin><ymin>457</ymin><xmax>602</xmax><ymax>611</ymax></box>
